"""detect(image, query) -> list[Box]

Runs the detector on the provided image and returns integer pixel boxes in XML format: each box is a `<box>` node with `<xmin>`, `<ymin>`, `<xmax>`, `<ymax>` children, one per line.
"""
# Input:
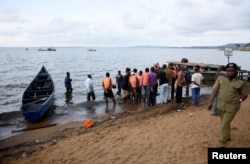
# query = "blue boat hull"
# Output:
<box><xmin>21</xmin><ymin>93</ymin><xmax>54</xmax><ymax>123</ymax></box>
<box><xmin>21</xmin><ymin>65</ymin><xmax>54</xmax><ymax>123</ymax></box>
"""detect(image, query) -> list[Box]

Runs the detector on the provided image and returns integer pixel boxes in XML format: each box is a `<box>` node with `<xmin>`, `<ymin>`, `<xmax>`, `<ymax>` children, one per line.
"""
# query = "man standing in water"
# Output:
<box><xmin>208</xmin><ymin>63</ymin><xmax>248</xmax><ymax>148</ymax></box>
<box><xmin>103</xmin><ymin>72</ymin><xmax>116</xmax><ymax>106</ymax></box>
<box><xmin>85</xmin><ymin>74</ymin><xmax>96</xmax><ymax>101</ymax></box>
<box><xmin>65</xmin><ymin>72</ymin><xmax>73</xmax><ymax>93</ymax></box>
<box><xmin>116</xmin><ymin>70</ymin><xmax>123</xmax><ymax>95</ymax></box>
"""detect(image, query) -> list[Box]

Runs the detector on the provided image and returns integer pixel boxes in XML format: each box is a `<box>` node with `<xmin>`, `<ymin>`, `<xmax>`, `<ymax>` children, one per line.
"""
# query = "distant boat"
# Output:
<box><xmin>21</xmin><ymin>65</ymin><xmax>55</xmax><ymax>123</ymax></box>
<box><xmin>38</xmin><ymin>48</ymin><xmax>46</xmax><ymax>51</ymax></box>
<box><xmin>26</xmin><ymin>48</ymin><xmax>29</xmax><ymax>50</ymax></box>
<box><xmin>87</xmin><ymin>48</ymin><xmax>96</xmax><ymax>51</ymax></box>
<box><xmin>47</xmin><ymin>47</ymin><xmax>56</xmax><ymax>51</ymax></box>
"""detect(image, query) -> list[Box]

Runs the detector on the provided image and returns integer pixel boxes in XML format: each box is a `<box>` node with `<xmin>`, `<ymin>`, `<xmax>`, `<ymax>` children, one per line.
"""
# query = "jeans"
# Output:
<box><xmin>176</xmin><ymin>86</ymin><xmax>183</xmax><ymax>104</ymax></box>
<box><xmin>191</xmin><ymin>87</ymin><xmax>200</xmax><ymax>105</ymax></box>
<box><xmin>159</xmin><ymin>83</ymin><xmax>168</xmax><ymax>104</ymax></box>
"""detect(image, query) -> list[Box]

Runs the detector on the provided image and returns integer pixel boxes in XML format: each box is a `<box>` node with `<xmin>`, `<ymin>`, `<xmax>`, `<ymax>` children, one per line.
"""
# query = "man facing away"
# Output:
<box><xmin>103</xmin><ymin>72</ymin><xmax>116</xmax><ymax>106</ymax></box>
<box><xmin>164</xmin><ymin>64</ymin><xmax>173</xmax><ymax>103</ymax></box>
<box><xmin>116</xmin><ymin>70</ymin><xmax>123</xmax><ymax>95</ymax></box>
<box><xmin>121</xmin><ymin>67</ymin><xmax>131</xmax><ymax>100</ymax></box>
<box><xmin>65</xmin><ymin>72</ymin><xmax>73</xmax><ymax>93</ymax></box>
<box><xmin>157</xmin><ymin>64</ymin><xmax>168</xmax><ymax>104</ymax></box>
<box><xmin>84</xmin><ymin>74</ymin><xmax>96</xmax><ymax>101</ymax></box>
<box><xmin>207</xmin><ymin>63</ymin><xmax>248</xmax><ymax>148</ymax></box>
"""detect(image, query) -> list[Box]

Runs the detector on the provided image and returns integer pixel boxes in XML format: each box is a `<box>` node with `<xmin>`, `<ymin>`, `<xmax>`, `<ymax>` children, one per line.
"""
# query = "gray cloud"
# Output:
<box><xmin>0</xmin><ymin>0</ymin><xmax>249</xmax><ymax>47</ymax></box>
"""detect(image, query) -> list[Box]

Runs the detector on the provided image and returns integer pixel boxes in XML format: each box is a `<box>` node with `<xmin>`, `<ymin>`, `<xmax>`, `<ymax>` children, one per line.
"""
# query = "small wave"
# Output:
<box><xmin>0</xmin><ymin>84</ymin><xmax>28</xmax><ymax>89</ymax></box>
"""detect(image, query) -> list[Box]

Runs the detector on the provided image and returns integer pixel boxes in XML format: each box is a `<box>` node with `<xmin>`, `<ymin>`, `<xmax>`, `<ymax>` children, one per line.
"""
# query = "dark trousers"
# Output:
<box><xmin>87</xmin><ymin>91</ymin><xmax>96</xmax><ymax>101</ymax></box>
<box><xmin>66</xmin><ymin>86</ymin><xmax>73</xmax><ymax>93</ymax></box>
<box><xmin>176</xmin><ymin>86</ymin><xmax>183</xmax><ymax>104</ymax></box>
<box><xmin>150</xmin><ymin>91</ymin><xmax>156</xmax><ymax>106</ymax></box>
<box><xmin>117</xmin><ymin>83</ymin><xmax>122</xmax><ymax>95</ymax></box>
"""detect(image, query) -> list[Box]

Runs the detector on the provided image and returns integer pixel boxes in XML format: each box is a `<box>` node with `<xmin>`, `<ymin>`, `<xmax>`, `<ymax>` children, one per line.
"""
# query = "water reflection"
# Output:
<box><xmin>105</xmin><ymin>104</ymin><xmax>116</xmax><ymax>114</ymax></box>
<box><xmin>65</xmin><ymin>92</ymin><xmax>73</xmax><ymax>105</ymax></box>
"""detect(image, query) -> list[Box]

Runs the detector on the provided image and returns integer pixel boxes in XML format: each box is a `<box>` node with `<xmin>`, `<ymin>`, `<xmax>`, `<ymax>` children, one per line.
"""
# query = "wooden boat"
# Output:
<box><xmin>21</xmin><ymin>65</ymin><xmax>54</xmax><ymax>123</ymax></box>
<box><xmin>167</xmin><ymin>58</ymin><xmax>223</xmax><ymax>85</ymax></box>
<box><xmin>168</xmin><ymin>58</ymin><xmax>249</xmax><ymax>84</ymax></box>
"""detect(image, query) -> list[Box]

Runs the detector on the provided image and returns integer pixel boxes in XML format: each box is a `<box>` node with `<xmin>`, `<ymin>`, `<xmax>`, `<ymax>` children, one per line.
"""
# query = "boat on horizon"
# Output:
<box><xmin>21</xmin><ymin>65</ymin><xmax>55</xmax><ymax>123</ymax></box>
<box><xmin>47</xmin><ymin>47</ymin><xmax>56</xmax><ymax>51</ymax></box>
<box><xmin>87</xmin><ymin>48</ymin><xmax>96</xmax><ymax>51</ymax></box>
<box><xmin>38</xmin><ymin>48</ymin><xmax>47</xmax><ymax>51</ymax></box>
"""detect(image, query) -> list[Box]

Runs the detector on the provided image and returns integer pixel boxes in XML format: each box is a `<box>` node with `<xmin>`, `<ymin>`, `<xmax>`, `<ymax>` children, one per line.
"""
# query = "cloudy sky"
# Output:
<box><xmin>0</xmin><ymin>0</ymin><xmax>249</xmax><ymax>47</ymax></box>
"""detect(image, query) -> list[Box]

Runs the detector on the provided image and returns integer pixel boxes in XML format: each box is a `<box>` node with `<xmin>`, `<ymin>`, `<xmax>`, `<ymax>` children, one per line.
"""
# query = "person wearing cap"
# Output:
<box><xmin>65</xmin><ymin>72</ymin><xmax>73</xmax><ymax>93</ymax></box>
<box><xmin>84</xmin><ymin>74</ymin><xmax>96</xmax><ymax>101</ymax></box>
<box><xmin>208</xmin><ymin>63</ymin><xmax>248</xmax><ymax>148</ymax></box>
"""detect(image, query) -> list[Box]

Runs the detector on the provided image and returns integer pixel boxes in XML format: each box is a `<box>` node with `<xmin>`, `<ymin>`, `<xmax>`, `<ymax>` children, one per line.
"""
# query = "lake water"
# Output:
<box><xmin>0</xmin><ymin>47</ymin><xmax>249</xmax><ymax>139</ymax></box>
<box><xmin>1</xmin><ymin>47</ymin><xmax>250</xmax><ymax>114</ymax></box>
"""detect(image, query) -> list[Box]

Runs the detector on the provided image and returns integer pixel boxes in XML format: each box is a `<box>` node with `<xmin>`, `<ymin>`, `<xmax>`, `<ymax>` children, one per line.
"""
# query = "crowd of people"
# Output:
<box><xmin>64</xmin><ymin>62</ymin><xmax>249</xmax><ymax>148</ymax></box>
<box><xmin>64</xmin><ymin>62</ymin><xmax>207</xmax><ymax>108</ymax></box>
<box><xmin>114</xmin><ymin>63</ymin><xmax>206</xmax><ymax>108</ymax></box>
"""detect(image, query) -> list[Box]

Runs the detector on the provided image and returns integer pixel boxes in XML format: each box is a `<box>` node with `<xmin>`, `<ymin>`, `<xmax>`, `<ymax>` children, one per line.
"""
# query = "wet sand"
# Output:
<box><xmin>1</xmin><ymin>93</ymin><xmax>250</xmax><ymax>164</ymax></box>
<box><xmin>0</xmin><ymin>98</ymin><xmax>129</xmax><ymax>140</ymax></box>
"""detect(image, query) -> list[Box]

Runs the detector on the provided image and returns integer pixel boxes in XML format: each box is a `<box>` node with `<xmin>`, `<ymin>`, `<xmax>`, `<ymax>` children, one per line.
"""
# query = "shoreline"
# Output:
<box><xmin>1</xmin><ymin>94</ymin><xmax>250</xmax><ymax>163</ymax></box>
<box><xmin>0</xmin><ymin>95</ymin><xmax>197</xmax><ymax>161</ymax></box>
<box><xmin>0</xmin><ymin>87</ymin><xmax>214</xmax><ymax>140</ymax></box>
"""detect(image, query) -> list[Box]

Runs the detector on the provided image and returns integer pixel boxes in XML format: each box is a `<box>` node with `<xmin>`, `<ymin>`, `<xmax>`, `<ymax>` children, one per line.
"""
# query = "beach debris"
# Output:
<box><xmin>110</xmin><ymin>115</ymin><xmax>116</xmax><ymax>120</ymax></box>
<box><xmin>35</xmin><ymin>139</ymin><xmax>39</xmax><ymax>143</ymax></box>
<box><xmin>83</xmin><ymin>119</ymin><xmax>94</xmax><ymax>129</ymax></box>
<box><xmin>189</xmin><ymin>113</ymin><xmax>193</xmax><ymax>117</ymax></box>
<box><xmin>177</xmin><ymin>110</ymin><xmax>181</xmax><ymax>112</ymax></box>
<box><xmin>53</xmin><ymin>139</ymin><xmax>57</xmax><ymax>143</ymax></box>
<box><xmin>22</xmin><ymin>152</ymin><xmax>27</xmax><ymax>157</ymax></box>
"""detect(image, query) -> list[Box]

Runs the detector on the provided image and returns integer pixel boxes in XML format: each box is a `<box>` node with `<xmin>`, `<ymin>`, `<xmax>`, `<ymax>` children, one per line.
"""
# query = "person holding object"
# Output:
<box><xmin>84</xmin><ymin>74</ymin><xmax>96</xmax><ymax>101</ymax></box>
<box><xmin>65</xmin><ymin>72</ymin><xmax>73</xmax><ymax>93</ymax></box>
<box><xmin>207</xmin><ymin>63</ymin><xmax>248</xmax><ymax>148</ymax></box>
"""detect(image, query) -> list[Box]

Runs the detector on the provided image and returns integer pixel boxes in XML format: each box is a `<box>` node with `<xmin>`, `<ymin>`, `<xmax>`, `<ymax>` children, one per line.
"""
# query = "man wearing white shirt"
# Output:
<box><xmin>191</xmin><ymin>66</ymin><xmax>205</xmax><ymax>106</ymax></box>
<box><xmin>85</xmin><ymin>74</ymin><xmax>96</xmax><ymax>101</ymax></box>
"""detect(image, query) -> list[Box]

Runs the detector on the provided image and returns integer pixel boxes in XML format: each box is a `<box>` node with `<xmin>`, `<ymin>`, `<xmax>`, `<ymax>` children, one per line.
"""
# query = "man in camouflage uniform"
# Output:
<box><xmin>208</xmin><ymin>63</ymin><xmax>248</xmax><ymax>148</ymax></box>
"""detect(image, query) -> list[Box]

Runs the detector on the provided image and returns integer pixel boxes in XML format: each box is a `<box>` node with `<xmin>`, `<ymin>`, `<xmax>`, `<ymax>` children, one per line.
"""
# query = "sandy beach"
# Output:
<box><xmin>1</xmin><ymin>94</ymin><xmax>250</xmax><ymax>164</ymax></box>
